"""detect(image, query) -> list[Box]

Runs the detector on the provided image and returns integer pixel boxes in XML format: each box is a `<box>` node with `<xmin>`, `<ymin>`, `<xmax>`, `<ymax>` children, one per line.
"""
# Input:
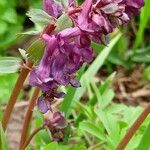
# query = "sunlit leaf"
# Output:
<box><xmin>27</xmin><ymin>39</ymin><xmax>45</xmax><ymax>63</ymax></box>
<box><xmin>26</xmin><ymin>9</ymin><xmax>53</xmax><ymax>26</ymax></box>
<box><xmin>55</xmin><ymin>14</ymin><xmax>73</xmax><ymax>32</ymax></box>
<box><xmin>79</xmin><ymin>121</ymin><xmax>105</xmax><ymax>141</ymax></box>
<box><xmin>0</xmin><ymin>57</ymin><xmax>21</xmax><ymax>73</ymax></box>
<box><xmin>44</xmin><ymin>142</ymin><xmax>58</xmax><ymax>150</ymax></box>
<box><xmin>0</xmin><ymin>123</ymin><xmax>8</xmax><ymax>150</ymax></box>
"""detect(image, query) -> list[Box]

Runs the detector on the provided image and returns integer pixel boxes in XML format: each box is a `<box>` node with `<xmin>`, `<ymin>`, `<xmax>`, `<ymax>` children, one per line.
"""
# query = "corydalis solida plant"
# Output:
<box><xmin>28</xmin><ymin>0</ymin><xmax>144</xmax><ymax>142</ymax></box>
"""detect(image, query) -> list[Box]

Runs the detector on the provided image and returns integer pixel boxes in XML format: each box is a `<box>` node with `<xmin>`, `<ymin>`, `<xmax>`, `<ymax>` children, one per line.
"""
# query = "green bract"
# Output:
<box><xmin>27</xmin><ymin>39</ymin><xmax>45</xmax><ymax>64</ymax></box>
<box><xmin>55</xmin><ymin>14</ymin><xmax>73</xmax><ymax>32</ymax></box>
<box><xmin>0</xmin><ymin>57</ymin><xmax>21</xmax><ymax>74</ymax></box>
<box><xmin>26</xmin><ymin>9</ymin><xmax>54</xmax><ymax>26</ymax></box>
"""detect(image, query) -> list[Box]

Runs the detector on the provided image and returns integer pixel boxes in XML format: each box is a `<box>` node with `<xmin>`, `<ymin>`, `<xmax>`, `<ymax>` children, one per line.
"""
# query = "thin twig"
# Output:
<box><xmin>19</xmin><ymin>87</ymin><xmax>40</xmax><ymax>150</ymax></box>
<box><xmin>21</xmin><ymin>126</ymin><xmax>45</xmax><ymax>150</ymax></box>
<box><xmin>2</xmin><ymin>61</ymin><xmax>33</xmax><ymax>131</ymax></box>
<box><xmin>117</xmin><ymin>104</ymin><xmax>150</xmax><ymax>150</ymax></box>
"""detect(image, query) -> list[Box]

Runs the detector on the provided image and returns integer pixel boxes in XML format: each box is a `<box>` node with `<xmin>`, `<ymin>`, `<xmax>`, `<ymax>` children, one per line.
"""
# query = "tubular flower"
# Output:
<box><xmin>30</xmin><ymin>27</ymin><xmax>93</xmax><ymax>92</ymax></box>
<box><xmin>44</xmin><ymin>112</ymin><xmax>67</xmax><ymax>141</ymax></box>
<box><xmin>28</xmin><ymin>0</ymin><xmax>144</xmax><ymax>141</ymax></box>
<box><xmin>43</xmin><ymin>0</ymin><xmax>63</xmax><ymax>18</ymax></box>
<box><xmin>77</xmin><ymin>0</ymin><xmax>144</xmax><ymax>36</ymax></box>
<box><xmin>43</xmin><ymin>0</ymin><xmax>77</xmax><ymax>18</ymax></box>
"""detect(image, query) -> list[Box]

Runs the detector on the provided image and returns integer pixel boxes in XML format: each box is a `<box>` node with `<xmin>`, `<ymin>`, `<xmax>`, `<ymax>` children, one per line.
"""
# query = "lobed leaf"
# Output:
<box><xmin>26</xmin><ymin>9</ymin><xmax>53</xmax><ymax>26</ymax></box>
<box><xmin>0</xmin><ymin>57</ymin><xmax>21</xmax><ymax>74</ymax></box>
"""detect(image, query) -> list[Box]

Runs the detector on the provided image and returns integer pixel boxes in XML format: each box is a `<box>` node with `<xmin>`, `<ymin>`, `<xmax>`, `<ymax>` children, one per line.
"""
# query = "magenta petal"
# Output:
<box><xmin>37</xmin><ymin>96</ymin><xmax>49</xmax><ymax>113</ymax></box>
<box><xmin>59</xmin><ymin>27</ymin><xmax>81</xmax><ymax>39</ymax></box>
<box><xmin>70</xmin><ymin>79</ymin><xmax>81</xmax><ymax>87</ymax></box>
<box><xmin>51</xmin><ymin>112</ymin><xmax>66</xmax><ymax>129</ymax></box>
<box><xmin>126</xmin><ymin>0</ymin><xmax>144</xmax><ymax>8</ymax></box>
<box><xmin>78</xmin><ymin>0</ymin><xmax>92</xmax><ymax>24</ymax></box>
<box><xmin>43</xmin><ymin>0</ymin><xmax>63</xmax><ymax>18</ymax></box>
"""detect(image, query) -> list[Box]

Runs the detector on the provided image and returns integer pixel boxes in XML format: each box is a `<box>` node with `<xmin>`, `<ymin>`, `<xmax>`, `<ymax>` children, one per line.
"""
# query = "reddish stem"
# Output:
<box><xmin>19</xmin><ymin>87</ymin><xmax>40</xmax><ymax>150</ymax></box>
<box><xmin>68</xmin><ymin>8</ymin><xmax>82</xmax><ymax>15</ymax></box>
<box><xmin>41</xmin><ymin>21</ymin><xmax>56</xmax><ymax>36</ymax></box>
<box><xmin>117</xmin><ymin>104</ymin><xmax>150</xmax><ymax>150</ymax></box>
<box><xmin>2</xmin><ymin>61</ymin><xmax>33</xmax><ymax>131</ymax></box>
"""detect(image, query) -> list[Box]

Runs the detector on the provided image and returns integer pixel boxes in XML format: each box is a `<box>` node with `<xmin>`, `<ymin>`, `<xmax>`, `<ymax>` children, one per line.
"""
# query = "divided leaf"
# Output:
<box><xmin>55</xmin><ymin>14</ymin><xmax>73</xmax><ymax>32</ymax></box>
<box><xmin>79</xmin><ymin>121</ymin><xmax>105</xmax><ymax>141</ymax></box>
<box><xmin>0</xmin><ymin>57</ymin><xmax>21</xmax><ymax>74</ymax></box>
<box><xmin>26</xmin><ymin>9</ymin><xmax>53</xmax><ymax>26</ymax></box>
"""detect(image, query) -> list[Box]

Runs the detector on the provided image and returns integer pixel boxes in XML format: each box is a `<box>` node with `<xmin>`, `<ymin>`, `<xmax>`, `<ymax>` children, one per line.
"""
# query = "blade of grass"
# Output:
<box><xmin>134</xmin><ymin>0</ymin><xmax>150</xmax><ymax>48</ymax></box>
<box><xmin>0</xmin><ymin>123</ymin><xmax>8</xmax><ymax>150</ymax></box>
<box><xmin>137</xmin><ymin>123</ymin><xmax>150</xmax><ymax>150</ymax></box>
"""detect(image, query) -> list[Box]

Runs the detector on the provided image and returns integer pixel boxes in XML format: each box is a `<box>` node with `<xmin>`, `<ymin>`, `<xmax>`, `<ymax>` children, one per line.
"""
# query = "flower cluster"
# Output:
<box><xmin>29</xmin><ymin>0</ymin><xmax>144</xmax><ymax>141</ymax></box>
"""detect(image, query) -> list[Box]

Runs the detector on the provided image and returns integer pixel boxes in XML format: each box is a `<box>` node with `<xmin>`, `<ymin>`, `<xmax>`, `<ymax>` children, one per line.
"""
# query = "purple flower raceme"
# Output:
<box><xmin>76</xmin><ymin>0</ymin><xmax>144</xmax><ymax>37</ymax></box>
<box><xmin>29</xmin><ymin>0</ymin><xmax>144</xmax><ymax>141</ymax></box>
<box><xmin>30</xmin><ymin>28</ymin><xmax>92</xmax><ymax>91</ymax></box>
<box><xmin>30</xmin><ymin>27</ymin><xmax>93</xmax><ymax>114</ymax></box>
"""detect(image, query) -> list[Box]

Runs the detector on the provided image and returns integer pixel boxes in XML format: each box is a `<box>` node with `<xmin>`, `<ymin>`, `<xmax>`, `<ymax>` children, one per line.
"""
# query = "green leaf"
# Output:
<box><xmin>55</xmin><ymin>14</ymin><xmax>73</xmax><ymax>32</ymax></box>
<box><xmin>27</xmin><ymin>39</ymin><xmax>45</xmax><ymax>63</ymax></box>
<box><xmin>1</xmin><ymin>8</ymin><xmax>17</xmax><ymax>24</ymax></box>
<box><xmin>95</xmin><ymin>109</ymin><xmax>120</xmax><ymax>144</ymax></box>
<box><xmin>89</xmin><ymin>72</ymin><xmax>115</xmax><ymax>106</ymax></box>
<box><xmin>134</xmin><ymin>0</ymin><xmax>150</xmax><ymax>48</ymax></box>
<box><xmin>99</xmin><ymin>72</ymin><xmax>116</xmax><ymax>94</ymax></box>
<box><xmin>0</xmin><ymin>57</ymin><xmax>21</xmax><ymax>74</ymax></box>
<box><xmin>0</xmin><ymin>73</ymin><xmax>18</xmax><ymax>103</ymax></box>
<box><xmin>101</xmin><ymin>89</ymin><xmax>115</xmax><ymax>109</ymax></box>
<box><xmin>137</xmin><ymin>123</ymin><xmax>150</xmax><ymax>150</ymax></box>
<box><xmin>0</xmin><ymin>20</ymin><xmax>7</xmax><ymax>34</ymax></box>
<box><xmin>26</xmin><ymin>9</ymin><xmax>53</xmax><ymax>26</ymax></box>
<box><xmin>18</xmin><ymin>30</ymin><xmax>40</xmax><ymax>36</ymax></box>
<box><xmin>0</xmin><ymin>123</ymin><xmax>8</xmax><ymax>150</ymax></box>
<box><xmin>79</xmin><ymin>121</ymin><xmax>105</xmax><ymax>140</ymax></box>
<box><xmin>69</xmin><ymin>144</ymin><xmax>86</xmax><ymax>150</ymax></box>
<box><xmin>34</xmin><ymin>110</ymin><xmax>45</xmax><ymax>149</ymax></box>
<box><xmin>61</xmin><ymin>0</ymin><xmax>69</xmax><ymax>8</ymax></box>
<box><xmin>44</xmin><ymin>142</ymin><xmax>59</xmax><ymax>150</ymax></box>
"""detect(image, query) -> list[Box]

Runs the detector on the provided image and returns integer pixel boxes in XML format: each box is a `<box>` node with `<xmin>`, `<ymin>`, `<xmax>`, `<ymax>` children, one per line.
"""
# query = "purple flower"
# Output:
<box><xmin>43</xmin><ymin>0</ymin><xmax>77</xmax><ymax>18</ymax></box>
<box><xmin>28</xmin><ymin>0</ymin><xmax>144</xmax><ymax>142</ymax></box>
<box><xmin>30</xmin><ymin>27</ymin><xmax>93</xmax><ymax>91</ymax></box>
<box><xmin>76</xmin><ymin>0</ymin><xmax>144</xmax><ymax>36</ymax></box>
<box><xmin>37</xmin><ymin>96</ymin><xmax>50</xmax><ymax>113</ymax></box>
<box><xmin>123</xmin><ymin>0</ymin><xmax>144</xmax><ymax>17</ymax></box>
<box><xmin>49</xmin><ymin>112</ymin><xmax>66</xmax><ymax>129</ymax></box>
<box><xmin>44</xmin><ymin>112</ymin><xmax>67</xmax><ymax>141</ymax></box>
<box><xmin>43</xmin><ymin>0</ymin><xmax>63</xmax><ymax>18</ymax></box>
<box><xmin>37</xmin><ymin>91</ymin><xmax>65</xmax><ymax>114</ymax></box>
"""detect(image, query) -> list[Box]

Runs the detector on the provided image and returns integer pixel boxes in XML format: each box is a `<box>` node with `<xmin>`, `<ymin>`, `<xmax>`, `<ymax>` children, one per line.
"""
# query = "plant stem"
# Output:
<box><xmin>2</xmin><ymin>61</ymin><xmax>33</xmax><ymax>131</ymax></box>
<box><xmin>21</xmin><ymin>126</ymin><xmax>45</xmax><ymax>150</ymax></box>
<box><xmin>117</xmin><ymin>104</ymin><xmax>150</xmax><ymax>150</ymax></box>
<box><xmin>19</xmin><ymin>87</ymin><xmax>40</xmax><ymax>150</ymax></box>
